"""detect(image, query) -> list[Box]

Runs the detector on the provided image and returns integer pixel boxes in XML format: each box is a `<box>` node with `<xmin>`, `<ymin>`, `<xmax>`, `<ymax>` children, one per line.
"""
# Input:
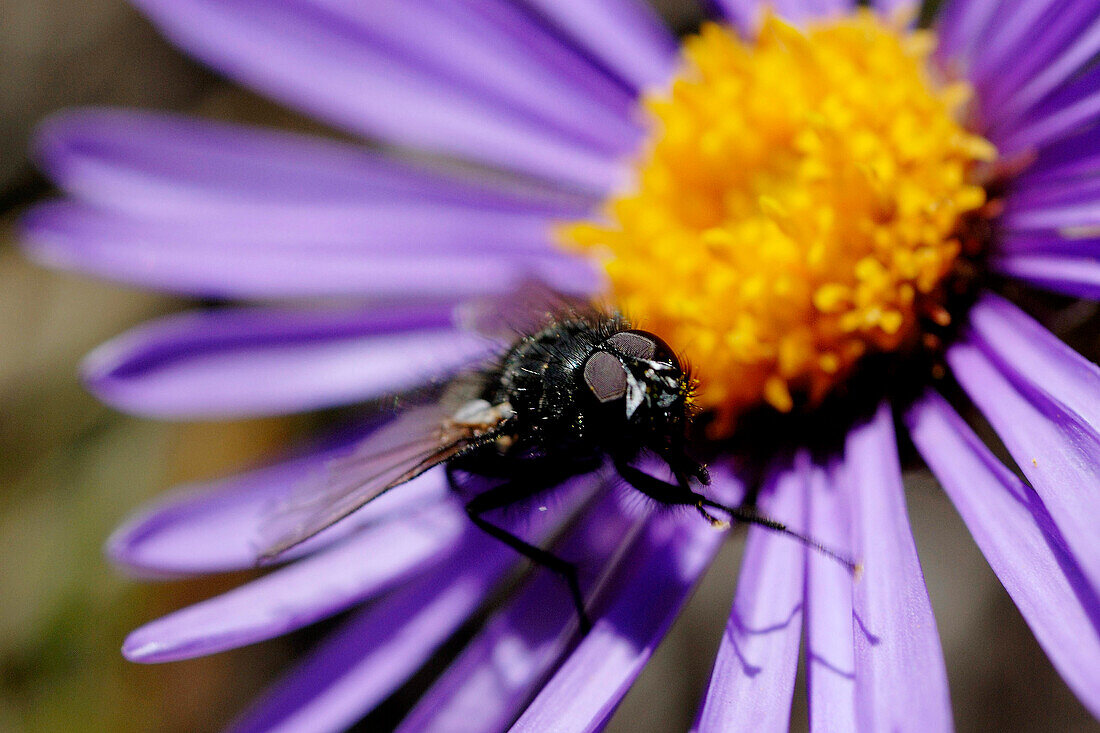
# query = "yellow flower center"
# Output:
<box><xmin>561</xmin><ymin>11</ymin><xmax>996</xmax><ymax>432</ymax></box>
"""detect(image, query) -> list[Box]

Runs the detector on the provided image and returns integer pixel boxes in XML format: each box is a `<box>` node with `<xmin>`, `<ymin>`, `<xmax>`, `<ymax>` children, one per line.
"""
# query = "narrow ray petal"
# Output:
<box><xmin>997</xmin><ymin>64</ymin><xmax>1100</xmax><ymax>155</ymax></box>
<box><xmin>1013</xmin><ymin>125</ymin><xmax>1100</xmax><ymax>188</ymax></box>
<box><xmin>521</xmin><ymin>0</ymin><xmax>677</xmax><ymax>90</ymax></box>
<box><xmin>107</xmin><ymin>433</ymin><xmax>450</xmax><ymax>575</ymax></box>
<box><xmin>34</xmin><ymin>110</ymin><xmax>596</xmax><ymax>220</ymax></box>
<box><xmin>993</xmin><ymin>254</ymin><xmax>1100</xmax><ymax>301</ymax></box>
<box><xmin>397</xmin><ymin>488</ymin><xmax>647</xmax><ymax>733</ymax></box>
<box><xmin>805</xmin><ymin>458</ymin><xmax>856</xmax><ymax>731</ymax></box>
<box><xmin>693</xmin><ymin>461</ymin><xmax>805</xmax><ymax>733</ymax></box>
<box><xmin>81</xmin><ymin>305</ymin><xmax>490</xmax><ymax>419</ymax></box>
<box><xmin>711</xmin><ymin>0</ymin><xmax>848</xmax><ymax>34</ymax></box>
<box><xmin>996</xmin><ymin>232</ymin><xmax>1100</xmax><ymax>259</ymax></box>
<box><xmin>129</xmin><ymin>0</ymin><xmax>625</xmax><ymax>191</ymax></box>
<box><xmin>845</xmin><ymin>404</ymin><xmax>952</xmax><ymax>731</ymax></box>
<box><xmin>948</xmin><ymin>341</ymin><xmax>1100</xmax><ymax>598</ymax></box>
<box><xmin>122</xmin><ymin>502</ymin><xmax>467</xmax><ymax>662</ymax></box>
<box><xmin>934</xmin><ymin>0</ymin><xmax>999</xmax><ymax>64</ymax></box>
<box><xmin>227</xmin><ymin>480</ymin><xmax>596</xmax><ymax>733</ymax></box>
<box><xmin>509</xmin><ymin>477</ymin><xmax>742</xmax><ymax>732</ymax></box>
<box><xmin>21</xmin><ymin>202</ymin><xmax>601</xmax><ymax>300</ymax></box>
<box><xmin>907</xmin><ymin>391</ymin><xmax>1100</xmax><ymax>717</ymax></box>
<box><xmin>982</xmin><ymin>6</ymin><xmax>1100</xmax><ymax>131</ymax></box>
<box><xmin>967</xmin><ymin>294</ymin><xmax>1100</xmax><ymax>431</ymax></box>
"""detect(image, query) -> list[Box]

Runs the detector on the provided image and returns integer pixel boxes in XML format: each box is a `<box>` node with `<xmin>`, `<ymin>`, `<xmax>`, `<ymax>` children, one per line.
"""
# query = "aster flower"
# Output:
<box><xmin>20</xmin><ymin>0</ymin><xmax>1100</xmax><ymax>730</ymax></box>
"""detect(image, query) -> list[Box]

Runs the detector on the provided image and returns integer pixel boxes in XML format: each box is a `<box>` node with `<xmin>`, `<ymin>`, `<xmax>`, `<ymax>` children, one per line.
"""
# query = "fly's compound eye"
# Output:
<box><xmin>606</xmin><ymin>330</ymin><xmax>679</xmax><ymax>370</ymax></box>
<box><xmin>583</xmin><ymin>350</ymin><xmax>628</xmax><ymax>403</ymax></box>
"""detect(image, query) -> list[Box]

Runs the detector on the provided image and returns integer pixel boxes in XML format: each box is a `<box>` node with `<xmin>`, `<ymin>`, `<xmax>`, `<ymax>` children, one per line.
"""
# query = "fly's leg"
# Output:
<box><xmin>465</xmin><ymin>478</ymin><xmax>592</xmax><ymax>634</ymax></box>
<box><xmin>614</xmin><ymin>460</ymin><xmax>858</xmax><ymax>572</ymax></box>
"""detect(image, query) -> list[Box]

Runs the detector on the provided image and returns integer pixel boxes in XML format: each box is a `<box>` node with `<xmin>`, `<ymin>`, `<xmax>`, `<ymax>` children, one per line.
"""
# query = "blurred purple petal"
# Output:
<box><xmin>948</xmin><ymin>340</ymin><xmax>1100</xmax><ymax>599</ymax></box>
<box><xmin>693</xmin><ymin>460</ymin><xmax>805</xmax><ymax>733</ymax></box>
<box><xmin>107</xmin><ymin>433</ymin><xmax>451</xmax><ymax>574</ymax></box>
<box><xmin>228</xmin><ymin>479</ymin><xmax>597</xmax><ymax>733</ymax></box>
<box><xmin>1013</xmin><ymin>125</ymin><xmax>1100</xmax><ymax>188</ymax></box>
<box><xmin>998</xmin><ymin>64</ymin><xmax>1100</xmax><ymax>155</ymax></box>
<box><xmin>982</xmin><ymin>5</ymin><xmax>1100</xmax><ymax>135</ymax></box>
<box><xmin>522</xmin><ymin>0</ymin><xmax>677</xmax><ymax>90</ymax></box>
<box><xmin>907</xmin><ymin>391</ymin><xmax>1100</xmax><ymax>717</ymax></box>
<box><xmin>123</xmin><ymin>501</ymin><xmax>467</xmax><ymax>662</ymax></box>
<box><xmin>996</xmin><ymin>231</ymin><xmax>1100</xmax><ymax>258</ymax></box>
<box><xmin>805</xmin><ymin>458</ymin><xmax>856</xmax><ymax>731</ymax></box>
<box><xmin>510</xmin><ymin>474</ymin><xmax>743</xmax><ymax>733</ymax></box>
<box><xmin>34</xmin><ymin>109</ymin><xmax>596</xmax><ymax>220</ymax></box>
<box><xmin>711</xmin><ymin>0</ymin><xmax>850</xmax><ymax>34</ymax></box>
<box><xmin>967</xmin><ymin>294</ymin><xmax>1100</xmax><ymax>430</ymax></box>
<box><xmin>129</xmin><ymin>0</ymin><xmax>626</xmax><ymax>191</ymax></box>
<box><xmin>845</xmin><ymin>404</ymin><xmax>952</xmax><ymax>731</ymax></box>
<box><xmin>82</xmin><ymin>305</ymin><xmax>490</xmax><ymax>419</ymax></box>
<box><xmin>274</xmin><ymin>0</ymin><xmax>643</xmax><ymax>155</ymax></box>
<box><xmin>935</xmin><ymin>0</ymin><xmax>999</xmax><ymax>64</ymax></box>
<box><xmin>228</xmin><ymin>531</ymin><xmax>508</xmax><ymax>733</ymax></box>
<box><xmin>397</xmin><ymin>488</ymin><xmax>646</xmax><ymax>733</ymax></box>
<box><xmin>21</xmin><ymin>202</ymin><xmax>601</xmax><ymax>300</ymax></box>
<box><xmin>993</xmin><ymin>254</ymin><xmax>1100</xmax><ymax>300</ymax></box>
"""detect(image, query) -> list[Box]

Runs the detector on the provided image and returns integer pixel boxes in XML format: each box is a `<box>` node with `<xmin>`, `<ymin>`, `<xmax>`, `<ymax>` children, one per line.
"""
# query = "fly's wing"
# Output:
<box><xmin>257</xmin><ymin>404</ymin><xmax>481</xmax><ymax>562</ymax></box>
<box><xmin>455</xmin><ymin>279</ymin><xmax>599</xmax><ymax>343</ymax></box>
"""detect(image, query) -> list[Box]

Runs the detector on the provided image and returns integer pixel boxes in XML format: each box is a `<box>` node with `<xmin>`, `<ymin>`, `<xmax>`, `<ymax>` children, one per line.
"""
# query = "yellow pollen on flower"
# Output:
<box><xmin>560</xmin><ymin>11</ymin><xmax>996</xmax><ymax>431</ymax></box>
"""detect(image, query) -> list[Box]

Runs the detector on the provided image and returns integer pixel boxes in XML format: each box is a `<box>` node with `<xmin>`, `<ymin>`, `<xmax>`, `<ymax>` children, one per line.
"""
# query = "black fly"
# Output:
<box><xmin>260</xmin><ymin>306</ymin><xmax>855</xmax><ymax>631</ymax></box>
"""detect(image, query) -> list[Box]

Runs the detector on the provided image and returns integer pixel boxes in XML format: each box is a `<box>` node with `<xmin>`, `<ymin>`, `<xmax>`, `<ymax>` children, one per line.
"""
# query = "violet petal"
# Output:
<box><xmin>948</xmin><ymin>340</ymin><xmax>1100</xmax><ymax>599</ymax></box>
<box><xmin>907</xmin><ymin>391</ymin><xmax>1100</xmax><ymax>717</ymax></box>
<box><xmin>122</xmin><ymin>502</ymin><xmax>467</xmax><ymax>662</ymax></box>
<box><xmin>227</xmin><ymin>478</ymin><xmax>597</xmax><ymax>733</ymax></box>
<box><xmin>983</xmin><ymin>6</ymin><xmax>1100</xmax><ymax>134</ymax></box>
<box><xmin>107</xmin><ymin>433</ymin><xmax>451</xmax><ymax>575</ymax></box>
<box><xmin>228</xmin><ymin>532</ymin><xmax>509</xmax><ymax>733</ymax></box>
<box><xmin>82</xmin><ymin>305</ymin><xmax>490</xmax><ymax>419</ymax></box>
<box><xmin>21</xmin><ymin>202</ymin><xmax>601</xmax><ymax>300</ymax></box>
<box><xmin>993</xmin><ymin>255</ymin><xmax>1100</xmax><ymax>300</ymax></box>
<box><xmin>693</xmin><ymin>460</ymin><xmax>806</xmax><ymax>733</ymax></box>
<box><xmin>967</xmin><ymin>294</ymin><xmax>1100</xmax><ymax>431</ymax></box>
<box><xmin>128</xmin><ymin>0</ymin><xmax>625</xmax><ymax>191</ymax></box>
<box><xmin>997</xmin><ymin>64</ymin><xmax>1100</xmax><ymax>156</ymax></box>
<box><xmin>509</xmin><ymin>476</ymin><xmax>742</xmax><ymax>732</ymax></box>
<box><xmin>804</xmin><ymin>458</ymin><xmax>856</xmax><ymax>731</ymax></box>
<box><xmin>845</xmin><ymin>404</ymin><xmax>952</xmax><ymax>731</ymax></box>
<box><xmin>397</xmin><ymin>486</ymin><xmax>648</xmax><ymax>733</ymax></box>
<box><xmin>520</xmin><ymin>0</ymin><xmax>677</xmax><ymax>91</ymax></box>
<box><xmin>32</xmin><ymin>109</ymin><xmax>596</xmax><ymax>219</ymax></box>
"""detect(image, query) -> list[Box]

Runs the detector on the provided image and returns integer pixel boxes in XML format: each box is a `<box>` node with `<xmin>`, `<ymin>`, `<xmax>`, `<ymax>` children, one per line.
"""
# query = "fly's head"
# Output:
<box><xmin>581</xmin><ymin>329</ymin><xmax>697</xmax><ymax>456</ymax></box>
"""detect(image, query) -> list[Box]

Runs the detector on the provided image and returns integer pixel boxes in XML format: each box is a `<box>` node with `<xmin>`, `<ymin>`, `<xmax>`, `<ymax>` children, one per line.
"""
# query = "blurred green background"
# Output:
<box><xmin>0</xmin><ymin>1</ymin><xmax>1096</xmax><ymax>731</ymax></box>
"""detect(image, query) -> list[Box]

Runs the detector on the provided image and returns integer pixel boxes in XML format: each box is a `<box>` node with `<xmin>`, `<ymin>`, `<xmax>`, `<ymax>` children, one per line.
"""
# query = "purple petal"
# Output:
<box><xmin>995</xmin><ymin>232</ymin><xmax>1100</xmax><ymax>259</ymax></box>
<box><xmin>21</xmin><ymin>202</ymin><xmax>601</xmax><ymax>300</ymax></box>
<box><xmin>33</xmin><ymin>110</ymin><xmax>596</xmax><ymax>220</ymax></box>
<box><xmin>967</xmin><ymin>294</ymin><xmax>1100</xmax><ymax>431</ymax></box>
<box><xmin>993</xmin><ymin>254</ymin><xmax>1100</xmax><ymax>300</ymax></box>
<box><xmin>804</xmin><ymin>458</ymin><xmax>856</xmax><ymax>731</ymax></box>
<box><xmin>510</xmin><ymin>474</ymin><xmax>743</xmax><ymax>732</ymax></box>
<box><xmin>907</xmin><ymin>391</ymin><xmax>1100</xmax><ymax>717</ymax></box>
<box><xmin>397</xmin><ymin>487</ymin><xmax>646</xmax><ymax>733</ymax></box>
<box><xmin>227</xmin><ymin>479</ymin><xmax>596</xmax><ymax>733</ymax></box>
<box><xmin>711</xmin><ymin>0</ymin><xmax>850</xmax><ymax>34</ymax></box>
<box><xmin>997</xmin><ymin>63</ymin><xmax>1100</xmax><ymax>155</ymax></box>
<box><xmin>521</xmin><ymin>0</ymin><xmax>677</xmax><ymax>91</ymax></box>
<box><xmin>934</xmin><ymin>0</ymin><xmax>1000</xmax><ymax>66</ymax></box>
<box><xmin>693</xmin><ymin>460</ymin><xmax>805</xmax><ymax>733</ymax></box>
<box><xmin>81</xmin><ymin>305</ymin><xmax>490</xmax><ymax>419</ymax></box>
<box><xmin>981</xmin><ymin>6</ymin><xmax>1100</xmax><ymax>135</ymax></box>
<box><xmin>948</xmin><ymin>339</ymin><xmax>1100</xmax><ymax>599</ymax></box>
<box><xmin>129</xmin><ymin>0</ymin><xmax>626</xmax><ymax>191</ymax></box>
<box><xmin>123</xmin><ymin>500</ymin><xmax>467</xmax><ymax>662</ymax></box>
<box><xmin>845</xmin><ymin>404</ymin><xmax>952</xmax><ymax>731</ymax></box>
<box><xmin>1013</xmin><ymin>125</ymin><xmax>1100</xmax><ymax>188</ymax></box>
<box><xmin>107</xmin><ymin>435</ymin><xmax>450</xmax><ymax>575</ymax></box>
